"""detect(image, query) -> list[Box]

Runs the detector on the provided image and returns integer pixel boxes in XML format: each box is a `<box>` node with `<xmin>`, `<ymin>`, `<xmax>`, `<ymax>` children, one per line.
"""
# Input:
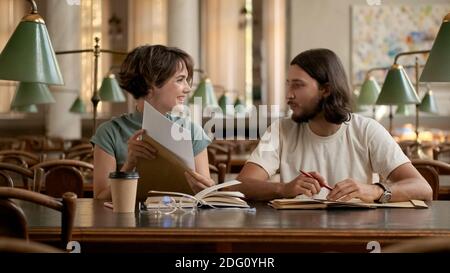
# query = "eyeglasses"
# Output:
<box><xmin>139</xmin><ymin>193</ymin><xmax>200</xmax><ymax>215</ymax></box>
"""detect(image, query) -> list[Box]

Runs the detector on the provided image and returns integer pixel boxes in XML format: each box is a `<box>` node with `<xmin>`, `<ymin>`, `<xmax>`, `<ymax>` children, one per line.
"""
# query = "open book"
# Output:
<box><xmin>269</xmin><ymin>196</ymin><xmax>428</xmax><ymax>210</ymax></box>
<box><xmin>144</xmin><ymin>180</ymin><xmax>250</xmax><ymax>209</ymax></box>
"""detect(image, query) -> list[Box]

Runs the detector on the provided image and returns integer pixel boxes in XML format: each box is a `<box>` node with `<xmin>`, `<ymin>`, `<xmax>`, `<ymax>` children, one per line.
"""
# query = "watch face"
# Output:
<box><xmin>380</xmin><ymin>191</ymin><xmax>392</xmax><ymax>203</ymax></box>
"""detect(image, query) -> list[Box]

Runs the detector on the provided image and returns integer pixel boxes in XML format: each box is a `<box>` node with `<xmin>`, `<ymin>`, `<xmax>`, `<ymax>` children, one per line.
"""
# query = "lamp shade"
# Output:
<box><xmin>189</xmin><ymin>77</ymin><xmax>218</xmax><ymax>108</ymax></box>
<box><xmin>418</xmin><ymin>90</ymin><xmax>439</xmax><ymax>114</ymax></box>
<box><xmin>218</xmin><ymin>93</ymin><xmax>232</xmax><ymax>113</ymax></box>
<box><xmin>0</xmin><ymin>13</ymin><xmax>63</xmax><ymax>85</ymax></box>
<box><xmin>420</xmin><ymin>13</ymin><xmax>450</xmax><ymax>82</ymax></box>
<box><xmin>234</xmin><ymin>97</ymin><xmax>246</xmax><ymax>113</ymax></box>
<box><xmin>376</xmin><ymin>64</ymin><xmax>420</xmax><ymax>105</ymax></box>
<box><xmin>70</xmin><ymin>97</ymin><xmax>86</xmax><ymax>113</ymax></box>
<box><xmin>395</xmin><ymin>104</ymin><xmax>412</xmax><ymax>116</ymax></box>
<box><xmin>99</xmin><ymin>75</ymin><xmax>126</xmax><ymax>102</ymax></box>
<box><xmin>358</xmin><ymin>76</ymin><xmax>380</xmax><ymax>105</ymax></box>
<box><xmin>352</xmin><ymin>92</ymin><xmax>366</xmax><ymax>113</ymax></box>
<box><xmin>10</xmin><ymin>82</ymin><xmax>55</xmax><ymax>107</ymax></box>
<box><xmin>12</xmin><ymin>104</ymin><xmax>38</xmax><ymax>113</ymax></box>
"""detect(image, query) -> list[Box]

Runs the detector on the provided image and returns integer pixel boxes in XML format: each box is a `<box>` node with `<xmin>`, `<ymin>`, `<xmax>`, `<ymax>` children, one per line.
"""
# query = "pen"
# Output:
<box><xmin>300</xmin><ymin>170</ymin><xmax>333</xmax><ymax>191</ymax></box>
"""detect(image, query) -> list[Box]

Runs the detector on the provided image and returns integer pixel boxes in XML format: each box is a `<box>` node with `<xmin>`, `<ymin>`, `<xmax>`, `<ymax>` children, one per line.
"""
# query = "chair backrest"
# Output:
<box><xmin>413</xmin><ymin>165</ymin><xmax>439</xmax><ymax>200</ymax></box>
<box><xmin>209</xmin><ymin>163</ymin><xmax>227</xmax><ymax>184</ymax></box>
<box><xmin>0</xmin><ymin>162</ymin><xmax>44</xmax><ymax>191</ymax></box>
<box><xmin>412</xmin><ymin>159</ymin><xmax>450</xmax><ymax>200</ymax></box>
<box><xmin>0</xmin><ymin>237</ymin><xmax>63</xmax><ymax>253</ymax></box>
<box><xmin>0</xmin><ymin>137</ymin><xmax>25</xmax><ymax>150</ymax></box>
<box><xmin>433</xmin><ymin>146</ymin><xmax>450</xmax><ymax>164</ymax></box>
<box><xmin>45</xmin><ymin>166</ymin><xmax>84</xmax><ymax>198</ymax></box>
<box><xmin>31</xmin><ymin>159</ymin><xmax>93</xmax><ymax>195</ymax></box>
<box><xmin>0</xmin><ymin>170</ymin><xmax>14</xmax><ymax>187</ymax></box>
<box><xmin>65</xmin><ymin>149</ymin><xmax>94</xmax><ymax>164</ymax></box>
<box><xmin>208</xmin><ymin>143</ymin><xmax>232</xmax><ymax>173</ymax></box>
<box><xmin>412</xmin><ymin>159</ymin><xmax>450</xmax><ymax>175</ymax></box>
<box><xmin>0</xmin><ymin>150</ymin><xmax>40</xmax><ymax>167</ymax></box>
<box><xmin>0</xmin><ymin>188</ymin><xmax>77</xmax><ymax>249</ymax></box>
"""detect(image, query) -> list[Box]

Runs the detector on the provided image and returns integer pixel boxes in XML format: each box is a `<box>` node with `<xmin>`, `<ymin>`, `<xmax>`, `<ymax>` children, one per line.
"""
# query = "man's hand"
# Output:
<box><xmin>280</xmin><ymin>173</ymin><xmax>322</xmax><ymax>198</ymax></box>
<box><xmin>327</xmin><ymin>179</ymin><xmax>383</xmax><ymax>203</ymax></box>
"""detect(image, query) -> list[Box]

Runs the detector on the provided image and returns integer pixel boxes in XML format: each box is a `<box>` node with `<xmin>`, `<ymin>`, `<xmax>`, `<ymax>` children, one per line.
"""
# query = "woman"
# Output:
<box><xmin>91</xmin><ymin>45</ymin><xmax>213</xmax><ymax>199</ymax></box>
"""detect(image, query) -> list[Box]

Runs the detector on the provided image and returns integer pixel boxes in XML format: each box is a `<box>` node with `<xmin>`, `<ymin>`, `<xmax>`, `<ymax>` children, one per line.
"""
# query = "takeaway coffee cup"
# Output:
<box><xmin>109</xmin><ymin>171</ymin><xmax>140</xmax><ymax>213</ymax></box>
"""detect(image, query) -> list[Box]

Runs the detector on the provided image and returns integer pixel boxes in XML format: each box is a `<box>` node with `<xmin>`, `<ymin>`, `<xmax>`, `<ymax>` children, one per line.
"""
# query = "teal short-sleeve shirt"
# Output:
<box><xmin>91</xmin><ymin>111</ymin><xmax>211</xmax><ymax>170</ymax></box>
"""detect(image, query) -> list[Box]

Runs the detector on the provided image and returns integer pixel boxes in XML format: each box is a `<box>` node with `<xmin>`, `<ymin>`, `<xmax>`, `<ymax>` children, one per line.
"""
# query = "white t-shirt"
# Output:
<box><xmin>247</xmin><ymin>114</ymin><xmax>409</xmax><ymax>188</ymax></box>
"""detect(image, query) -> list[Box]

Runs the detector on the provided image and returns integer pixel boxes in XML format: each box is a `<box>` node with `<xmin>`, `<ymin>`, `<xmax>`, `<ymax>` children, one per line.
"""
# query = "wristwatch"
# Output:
<box><xmin>374</xmin><ymin>182</ymin><xmax>392</xmax><ymax>203</ymax></box>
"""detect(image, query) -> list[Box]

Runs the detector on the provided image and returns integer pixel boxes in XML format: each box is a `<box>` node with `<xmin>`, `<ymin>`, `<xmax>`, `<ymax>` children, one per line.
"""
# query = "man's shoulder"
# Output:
<box><xmin>347</xmin><ymin>113</ymin><xmax>381</xmax><ymax>130</ymax></box>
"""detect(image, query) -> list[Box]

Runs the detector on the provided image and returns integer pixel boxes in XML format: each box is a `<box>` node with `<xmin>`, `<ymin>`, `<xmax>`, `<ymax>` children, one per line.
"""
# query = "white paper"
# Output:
<box><xmin>142</xmin><ymin>101</ymin><xmax>195</xmax><ymax>170</ymax></box>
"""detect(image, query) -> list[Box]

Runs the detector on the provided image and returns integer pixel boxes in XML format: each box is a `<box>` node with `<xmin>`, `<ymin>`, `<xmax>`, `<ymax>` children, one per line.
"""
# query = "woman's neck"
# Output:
<box><xmin>136</xmin><ymin>99</ymin><xmax>168</xmax><ymax>115</ymax></box>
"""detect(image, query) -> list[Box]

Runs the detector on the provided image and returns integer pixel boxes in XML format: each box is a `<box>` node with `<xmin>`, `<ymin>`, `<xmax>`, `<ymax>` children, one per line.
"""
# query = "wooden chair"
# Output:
<box><xmin>433</xmin><ymin>145</ymin><xmax>450</xmax><ymax>164</ymax></box>
<box><xmin>0</xmin><ymin>187</ymin><xmax>76</xmax><ymax>250</ymax></box>
<box><xmin>31</xmin><ymin>159</ymin><xmax>94</xmax><ymax>197</ymax></box>
<box><xmin>0</xmin><ymin>237</ymin><xmax>63</xmax><ymax>253</ymax></box>
<box><xmin>0</xmin><ymin>170</ymin><xmax>14</xmax><ymax>187</ymax></box>
<box><xmin>208</xmin><ymin>143</ymin><xmax>232</xmax><ymax>173</ymax></box>
<box><xmin>0</xmin><ymin>150</ymin><xmax>41</xmax><ymax>167</ymax></box>
<box><xmin>209</xmin><ymin>163</ymin><xmax>227</xmax><ymax>184</ymax></box>
<box><xmin>0</xmin><ymin>137</ymin><xmax>25</xmax><ymax>150</ymax></box>
<box><xmin>0</xmin><ymin>162</ymin><xmax>44</xmax><ymax>191</ymax></box>
<box><xmin>383</xmin><ymin>237</ymin><xmax>450</xmax><ymax>253</ymax></box>
<box><xmin>413</xmin><ymin>165</ymin><xmax>439</xmax><ymax>200</ymax></box>
<box><xmin>65</xmin><ymin>148</ymin><xmax>93</xmax><ymax>164</ymax></box>
<box><xmin>412</xmin><ymin>159</ymin><xmax>450</xmax><ymax>200</ymax></box>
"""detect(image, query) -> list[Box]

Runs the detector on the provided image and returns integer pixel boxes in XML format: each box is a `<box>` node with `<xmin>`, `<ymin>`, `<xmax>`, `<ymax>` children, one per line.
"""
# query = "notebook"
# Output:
<box><xmin>269</xmin><ymin>197</ymin><xmax>428</xmax><ymax>210</ymax></box>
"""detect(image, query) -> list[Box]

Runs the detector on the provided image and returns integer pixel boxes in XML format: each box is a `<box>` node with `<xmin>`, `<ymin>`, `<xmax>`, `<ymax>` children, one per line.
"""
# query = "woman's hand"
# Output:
<box><xmin>184</xmin><ymin>170</ymin><xmax>215</xmax><ymax>193</ymax></box>
<box><xmin>121</xmin><ymin>129</ymin><xmax>157</xmax><ymax>172</ymax></box>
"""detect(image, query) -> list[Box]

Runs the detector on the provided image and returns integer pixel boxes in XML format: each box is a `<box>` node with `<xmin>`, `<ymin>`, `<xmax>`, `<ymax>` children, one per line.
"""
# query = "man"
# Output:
<box><xmin>186</xmin><ymin>48</ymin><xmax>432</xmax><ymax>202</ymax></box>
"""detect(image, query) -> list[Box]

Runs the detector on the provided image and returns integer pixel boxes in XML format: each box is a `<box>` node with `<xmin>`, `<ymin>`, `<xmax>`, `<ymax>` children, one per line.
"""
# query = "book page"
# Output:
<box><xmin>142</xmin><ymin>101</ymin><xmax>195</xmax><ymax>170</ymax></box>
<box><xmin>194</xmin><ymin>180</ymin><xmax>242</xmax><ymax>200</ymax></box>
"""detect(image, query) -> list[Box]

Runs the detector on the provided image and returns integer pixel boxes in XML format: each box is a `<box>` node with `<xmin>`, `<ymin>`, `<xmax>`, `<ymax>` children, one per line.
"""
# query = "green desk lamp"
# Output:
<box><xmin>0</xmin><ymin>0</ymin><xmax>63</xmax><ymax>85</ymax></box>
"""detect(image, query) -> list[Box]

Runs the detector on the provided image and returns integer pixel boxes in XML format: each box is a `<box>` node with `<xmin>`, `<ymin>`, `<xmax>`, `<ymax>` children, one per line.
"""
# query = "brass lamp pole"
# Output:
<box><xmin>393</xmin><ymin>50</ymin><xmax>430</xmax><ymax>140</ymax></box>
<box><xmin>55</xmin><ymin>37</ymin><xmax>127</xmax><ymax>135</ymax></box>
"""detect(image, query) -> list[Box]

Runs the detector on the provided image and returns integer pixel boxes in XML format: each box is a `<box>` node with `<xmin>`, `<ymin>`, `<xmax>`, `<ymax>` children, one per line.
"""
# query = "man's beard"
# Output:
<box><xmin>291</xmin><ymin>97</ymin><xmax>325</xmax><ymax>124</ymax></box>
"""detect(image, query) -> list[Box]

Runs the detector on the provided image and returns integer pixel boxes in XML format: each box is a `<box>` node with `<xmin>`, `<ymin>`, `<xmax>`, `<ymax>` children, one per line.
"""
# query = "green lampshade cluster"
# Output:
<box><xmin>352</xmin><ymin>91</ymin><xmax>366</xmax><ymax>113</ymax></box>
<box><xmin>0</xmin><ymin>6</ymin><xmax>62</xmax><ymax>114</ymax></box>
<box><xmin>99</xmin><ymin>75</ymin><xmax>126</xmax><ymax>102</ymax></box>
<box><xmin>358</xmin><ymin>76</ymin><xmax>380</xmax><ymax>105</ymax></box>
<box><xmin>189</xmin><ymin>77</ymin><xmax>218</xmax><ymax>108</ymax></box>
<box><xmin>376</xmin><ymin>64</ymin><xmax>420</xmax><ymax>105</ymax></box>
<box><xmin>420</xmin><ymin>14</ymin><xmax>450</xmax><ymax>82</ymax></box>
<box><xmin>10</xmin><ymin>82</ymin><xmax>55</xmax><ymax>107</ymax></box>
<box><xmin>70</xmin><ymin>97</ymin><xmax>87</xmax><ymax>113</ymax></box>
<box><xmin>418</xmin><ymin>90</ymin><xmax>439</xmax><ymax>114</ymax></box>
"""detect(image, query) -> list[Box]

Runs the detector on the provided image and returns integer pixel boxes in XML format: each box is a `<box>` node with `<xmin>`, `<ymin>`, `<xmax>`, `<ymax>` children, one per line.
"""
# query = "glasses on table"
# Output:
<box><xmin>139</xmin><ymin>192</ymin><xmax>200</xmax><ymax>215</ymax></box>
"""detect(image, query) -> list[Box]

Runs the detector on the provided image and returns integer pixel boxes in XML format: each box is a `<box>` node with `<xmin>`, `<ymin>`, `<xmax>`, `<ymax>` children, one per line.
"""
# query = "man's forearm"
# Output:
<box><xmin>231</xmin><ymin>176</ymin><xmax>284</xmax><ymax>201</ymax></box>
<box><xmin>389</xmin><ymin>178</ymin><xmax>433</xmax><ymax>201</ymax></box>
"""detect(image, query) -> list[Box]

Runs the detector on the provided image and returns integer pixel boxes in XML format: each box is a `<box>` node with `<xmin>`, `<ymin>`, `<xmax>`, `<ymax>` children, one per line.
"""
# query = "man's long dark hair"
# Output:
<box><xmin>290</xmin><ymin>48</ymin><xmax>352</xmax><ymax>124</ymax></box>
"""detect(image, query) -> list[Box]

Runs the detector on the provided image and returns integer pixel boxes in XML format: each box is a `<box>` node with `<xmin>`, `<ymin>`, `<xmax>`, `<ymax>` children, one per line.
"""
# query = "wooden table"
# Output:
<box><xmin>19</xmin><ymin>199</ymin><xmax>450</xmax><ymax>253</ymax></box>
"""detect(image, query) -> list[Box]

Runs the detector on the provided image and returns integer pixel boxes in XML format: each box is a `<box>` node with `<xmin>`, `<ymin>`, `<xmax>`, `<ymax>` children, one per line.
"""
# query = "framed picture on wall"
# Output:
<box><xmin>351</xmin><ymin>4</ymin><xmax>449</xmax><ymax>86</ymax></box>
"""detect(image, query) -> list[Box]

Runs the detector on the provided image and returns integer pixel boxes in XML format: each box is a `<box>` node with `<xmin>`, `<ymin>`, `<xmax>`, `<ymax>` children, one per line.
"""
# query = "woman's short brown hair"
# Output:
<box><xmin>119</xmin><ymin>45</ymin><xmax>194</xmax><ymax>99</ymax></box>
